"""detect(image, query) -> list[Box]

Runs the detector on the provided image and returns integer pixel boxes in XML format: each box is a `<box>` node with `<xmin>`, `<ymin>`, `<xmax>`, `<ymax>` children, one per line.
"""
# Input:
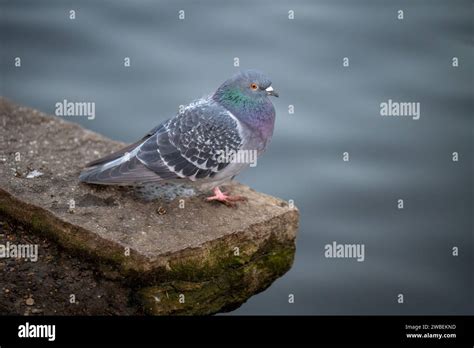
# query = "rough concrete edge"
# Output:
<box><xmin>0</xmin><ymin>97</ymin><xmax>125</xmax><ymax>149</ymax></box>
<box><xmin>1</xmin><ymin>185</ymin><xmax>299</xmax><ymax>279</ymax></box>
<box><xmin>0</xmin><ymin>187</ymin><xmax>151</xmax><ymax>273</ymax></box>
<box><xmin>141</xmin><ymin>207</ymin><xmax>299</xmax><ymax>282</ymax></box>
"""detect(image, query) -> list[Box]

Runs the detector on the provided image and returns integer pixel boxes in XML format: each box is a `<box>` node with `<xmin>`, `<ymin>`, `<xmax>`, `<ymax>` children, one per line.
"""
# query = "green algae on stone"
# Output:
<box><xmin>137</xmin><ymin>241</ymin><xmax>296</xmax><ymax>315</ymax></box>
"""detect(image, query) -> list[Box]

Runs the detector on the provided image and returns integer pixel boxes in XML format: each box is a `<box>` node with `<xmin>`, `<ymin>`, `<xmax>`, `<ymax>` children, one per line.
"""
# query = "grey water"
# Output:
<box><xmin>1</xmin><ymin>0</ymin><xmax>472</xmax><ymax>315</ymax></box>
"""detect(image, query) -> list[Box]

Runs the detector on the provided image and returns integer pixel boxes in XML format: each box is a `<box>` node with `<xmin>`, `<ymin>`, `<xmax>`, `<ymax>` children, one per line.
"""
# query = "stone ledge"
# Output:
<box><xmin>0</xmin><ymin>98</ymin><xmax>299</xmax><ymax>315</ymax></box>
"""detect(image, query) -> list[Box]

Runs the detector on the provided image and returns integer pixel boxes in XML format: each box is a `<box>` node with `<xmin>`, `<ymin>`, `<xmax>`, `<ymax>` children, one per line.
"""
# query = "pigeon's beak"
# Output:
<box><xmin>265</xmin><ymin>86</ymin><xmax>279</xmax><ymax>97</ymax></box>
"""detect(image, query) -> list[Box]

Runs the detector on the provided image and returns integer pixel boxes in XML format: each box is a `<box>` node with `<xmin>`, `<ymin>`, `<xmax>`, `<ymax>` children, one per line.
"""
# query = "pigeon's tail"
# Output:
<box><xmin>79</xmin><ymin>152</ymin><xmax>162</xmax><ymax>186</ymax></box>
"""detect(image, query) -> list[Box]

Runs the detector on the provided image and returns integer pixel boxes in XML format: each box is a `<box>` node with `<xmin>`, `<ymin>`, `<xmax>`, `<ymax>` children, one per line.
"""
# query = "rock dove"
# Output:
<box><xmin>79</xmin><ymin>70</ymin><xmax>278</xmax><ymax>205</ymax></box>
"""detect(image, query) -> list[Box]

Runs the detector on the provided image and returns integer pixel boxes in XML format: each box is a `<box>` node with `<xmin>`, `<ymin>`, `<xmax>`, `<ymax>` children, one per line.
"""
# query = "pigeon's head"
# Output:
<box><xmin>213</xmin><ymin>70</ymin><xmax>278</xmax><ymax>107</ymax></box>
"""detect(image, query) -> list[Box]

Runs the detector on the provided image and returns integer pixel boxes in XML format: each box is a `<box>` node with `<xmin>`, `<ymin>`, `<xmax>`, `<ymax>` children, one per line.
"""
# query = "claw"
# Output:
<box><xmin>206</xmin><ymin>187</ymin><xmax>248</xmax><ymax>207</ymax></box>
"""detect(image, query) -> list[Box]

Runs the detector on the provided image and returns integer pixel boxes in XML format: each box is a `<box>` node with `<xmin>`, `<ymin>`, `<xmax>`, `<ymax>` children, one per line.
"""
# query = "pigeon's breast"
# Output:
<box><xmin>244</xmin><ymin>104</ymin><xmax>276</xmax><ymax>151</ymax></box>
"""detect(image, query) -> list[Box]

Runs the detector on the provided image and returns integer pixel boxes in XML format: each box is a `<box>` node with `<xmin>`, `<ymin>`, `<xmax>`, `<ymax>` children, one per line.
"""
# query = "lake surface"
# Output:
<box><xmin>1</xmin><ymin>0</ymin><xmax>472</xmax><ymax>314</ymax></box>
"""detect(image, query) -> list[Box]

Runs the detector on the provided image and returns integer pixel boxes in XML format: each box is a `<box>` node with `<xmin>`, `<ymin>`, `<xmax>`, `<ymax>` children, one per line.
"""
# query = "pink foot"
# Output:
<box><xmin>206</xmin><ymin>187</ymin><xmax>247</xmax><ymax>207</ymax></box>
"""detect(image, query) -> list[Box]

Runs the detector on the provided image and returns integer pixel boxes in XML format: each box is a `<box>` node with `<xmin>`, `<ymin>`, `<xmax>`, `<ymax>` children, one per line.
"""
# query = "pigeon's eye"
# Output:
<box><xmin>250</xmin><ymin>83</ymin><xmax>258</xmax><ymax>91</ymax></box>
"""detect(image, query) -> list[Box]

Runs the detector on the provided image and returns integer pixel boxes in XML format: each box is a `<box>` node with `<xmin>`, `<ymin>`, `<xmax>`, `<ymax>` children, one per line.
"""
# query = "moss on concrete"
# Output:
<box><xmin>138</xmin><ymin>239</ymin><xmax>295</xmax><ymax>315</ymax></box>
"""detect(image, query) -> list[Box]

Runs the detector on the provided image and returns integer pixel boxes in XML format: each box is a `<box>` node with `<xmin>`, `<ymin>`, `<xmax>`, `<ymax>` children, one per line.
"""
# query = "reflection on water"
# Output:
<box><xmin>1</xmin><ymin>0</ymin><xmax>472</xmax><ymax>314</ymax></box>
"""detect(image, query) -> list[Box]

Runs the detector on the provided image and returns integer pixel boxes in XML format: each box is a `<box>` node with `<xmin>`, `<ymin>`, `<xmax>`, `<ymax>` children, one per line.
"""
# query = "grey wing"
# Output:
<box><xmin>137</xmin><ymin>103</ymin><xmax>243</xmax><ymax>181</ymax></box>
<box><xmin>84</xmin><ymin>124</ymin><xmax>164</xmax><ymax>167</ymax></box>
<box><xmin>79</xmin><ymin>103</ymin><xmax>243</xmax><ymax>185</ymax></box>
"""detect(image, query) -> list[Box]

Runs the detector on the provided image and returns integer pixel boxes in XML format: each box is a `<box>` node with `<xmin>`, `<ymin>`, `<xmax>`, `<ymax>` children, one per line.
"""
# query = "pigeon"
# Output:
<box><xmin>79</xmin><ymin>69</ymin><xmax>279</xmax><ymax>205</ymax></box>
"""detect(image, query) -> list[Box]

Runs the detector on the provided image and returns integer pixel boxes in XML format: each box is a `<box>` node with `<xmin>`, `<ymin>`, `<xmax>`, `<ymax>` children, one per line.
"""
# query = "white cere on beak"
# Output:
<box><xmin>265</xmin><ymin>86</ymin><xmax>274</xmax><ymax>93</ymax></box>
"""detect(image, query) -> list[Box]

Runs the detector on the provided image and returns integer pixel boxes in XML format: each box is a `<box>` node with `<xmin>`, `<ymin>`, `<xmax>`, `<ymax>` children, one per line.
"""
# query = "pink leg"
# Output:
<box><xmin>206</xmin><ymin>186</ymin><xmax>247</xmax><ymax>206</ymax></box>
